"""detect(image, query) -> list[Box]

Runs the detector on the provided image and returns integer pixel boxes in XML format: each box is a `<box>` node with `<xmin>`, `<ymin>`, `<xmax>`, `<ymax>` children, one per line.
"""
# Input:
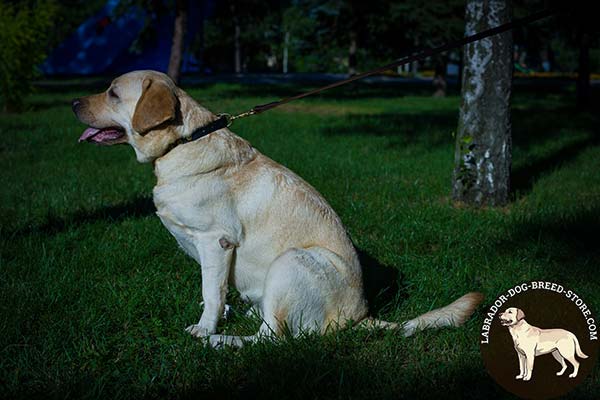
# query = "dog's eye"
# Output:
<box><xmin>108</xmin><ymin>88</ymin><xmax>119</xmax><ymax>99</ymax></box>
<box><xmin>508</xmin><ymin>310</ymin><xmax>512</xmax><ymax>313</ymax></box>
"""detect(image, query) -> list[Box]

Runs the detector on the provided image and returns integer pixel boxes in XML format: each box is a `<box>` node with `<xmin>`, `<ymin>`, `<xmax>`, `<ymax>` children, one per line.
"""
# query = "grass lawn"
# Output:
<box><xmin>1</xmin><ymin>81</ymin><xmax>599</xmax><ymax>399</ymax></box>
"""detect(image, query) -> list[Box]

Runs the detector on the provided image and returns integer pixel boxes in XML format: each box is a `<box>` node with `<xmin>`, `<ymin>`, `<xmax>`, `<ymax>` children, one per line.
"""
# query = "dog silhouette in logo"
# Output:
<box><xmin>499</xmin><ymin>307</ymin><xmax>588</xmax><ymax>381</ymax></box>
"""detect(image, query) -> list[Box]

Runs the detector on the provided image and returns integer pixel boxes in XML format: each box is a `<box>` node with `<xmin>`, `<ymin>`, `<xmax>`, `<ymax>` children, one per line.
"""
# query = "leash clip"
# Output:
<box><xmin>214</xmin><ymin>110</ymin><xmax>257</xmax><ymax>129</ymax></box>
<box><xmin>216</xmin><ymin>110</ymin><xmax>256</xmax><ymax>129</ymax></box>
<box><xmin>216</xmin><ymin>113</ymin><xmax>233</xmax><ymax>127</ymax></box>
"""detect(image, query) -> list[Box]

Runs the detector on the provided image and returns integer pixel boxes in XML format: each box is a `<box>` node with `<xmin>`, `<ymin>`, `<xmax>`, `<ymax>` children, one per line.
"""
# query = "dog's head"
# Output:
<box><xmin>73</xmin><ymin>70</ymin><xmax>195</xmax><ymax>163</ymax></box>
<box><xmin>499</xmin><ymin>307</ymin><xmax>525</xmax><ymax>327</ymax></box>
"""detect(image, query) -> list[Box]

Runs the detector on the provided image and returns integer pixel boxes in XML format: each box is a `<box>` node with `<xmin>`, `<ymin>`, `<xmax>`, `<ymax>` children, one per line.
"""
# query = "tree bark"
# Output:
<box><xmin>457</xmin><ymin>50</ymin><xmax>463</xmax><ymax>92</ymax></box>
<box><xmin>576</xmin><ymin>30</ymin><xmax>590</xmax><ymax>109</ymax></box>
<box><xmin>452</xmin><ymin>0</ymin><xmax>513</xmax><ymax>207</ymax></box>
<box><xmin>167</xmin><ymin>0</ymin><xmax>188</xmax><ymax>85</ymax></box>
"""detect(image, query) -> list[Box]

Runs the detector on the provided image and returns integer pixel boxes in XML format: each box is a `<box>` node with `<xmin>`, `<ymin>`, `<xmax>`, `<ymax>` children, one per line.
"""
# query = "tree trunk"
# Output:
<box><xmin>453</xmin><ymin>0</ymin><xmax>513</xmax><ymax>207</ymax></box>
<box><xmin>433</xmin><ymin>56</ymin><xmax>447</xmax><ymax>97</ymax></box>
<box><xmin>576</xmin><ymin>30</ymin><xmax>590</xmax><ymax>109</ymax></box>
<box><xmin>348</xmin><ymin>31</ymin><xmax>357</xmax><ymax>75</ymax></box>
<box><xmin>411</xmin><ymin>38</ymin><xmax>420</xmax><ymax>77</ymax></box>
<box><xmin>167</xmin><ymin>0</ymin><xmax>188</xmax><ymax>85</ymax></box>
<box><xmin>411</xmin><ymin>60</ymin><xmax>419</xmax><ymax>76</ymax></box>
<box><xmin>230</xmin><ymin>3</ymin><xmax>241</xmax><ymax>74</ymax></box>
<box><xmin>283</xmin><ymin>31</ymin><xmax>289</xmax><ymax>74</ymax></box>
<box><xmin>234</xmin><ymin>23</ymin><xmax>241</xmax><ymax>73</ymax></box>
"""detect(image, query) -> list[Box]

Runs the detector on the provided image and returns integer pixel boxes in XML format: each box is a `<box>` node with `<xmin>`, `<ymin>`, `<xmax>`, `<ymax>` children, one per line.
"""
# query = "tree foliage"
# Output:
<box><xmin>198</xmin><ymin>0</ymin><xmax>599</xmax><ymax>75</ymax></box>
<box><xmin>201</xmin><ymin>0</ymin><xmax>466</xmax><ymax>73</ymax></box>
<box><xmin>0</xmin><ymin>1</ymin><xmax>57</xmax><ymax>112</ymax></box>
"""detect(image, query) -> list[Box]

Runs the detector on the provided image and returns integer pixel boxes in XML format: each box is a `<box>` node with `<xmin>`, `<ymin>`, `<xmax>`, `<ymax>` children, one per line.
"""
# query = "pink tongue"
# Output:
<box><xmin>79</xmin><ymin>128</ymin><xmax>100</xmax><ymax>142</ymax></box>
<box><xmin>79</xmin><ymin>127</ymin><xmax>124</xmax><ymax>144</ymax></box>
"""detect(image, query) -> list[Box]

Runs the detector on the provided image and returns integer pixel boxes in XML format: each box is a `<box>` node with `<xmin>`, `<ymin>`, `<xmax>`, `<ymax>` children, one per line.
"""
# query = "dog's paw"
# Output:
<box><xmin>522</xmin><ymin>375</ymin><xmax>531</xmax><ymax>381</ymax></box>
<box><xmin>185</xmin><ymin>324</ymin><xmax>213</xmax><ymax>338</ymax></box>
<box><xmin>209</xmin><ymin>334</ymin><xmax>246</xmax><ymax>349</ymax></box>
<box><xmin>515</xmin><ymin>375</ymin><xmax>524</xmax><ymax>380</ymax></box>
<box><xmin>209</xmin><ymin>335</ymin><xmax>226</xmax><ymax>349</ymax></box>
<box><xmin>401</xmin><ymin>320</ymin><xmax>418</xmax><ymax>337</ymax></box>
<box><xmin>568</xmin><ymin>372</ymin><xmax>577</xmax><ymax>378</ymax></box>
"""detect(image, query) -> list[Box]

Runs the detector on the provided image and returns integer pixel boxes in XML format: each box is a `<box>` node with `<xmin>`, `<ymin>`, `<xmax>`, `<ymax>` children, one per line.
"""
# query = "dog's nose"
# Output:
<box><xmin>71</xmin><ymin>98</ymin><xmax>81</xmax><ymax>113</ymax></box>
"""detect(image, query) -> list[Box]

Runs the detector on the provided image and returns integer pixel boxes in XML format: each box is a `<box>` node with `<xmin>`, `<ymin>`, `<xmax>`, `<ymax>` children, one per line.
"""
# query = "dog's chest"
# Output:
<box><xmin>510</xmin><ymin>330</ymin><xmax>529</xmax><ymax>350</ymax></box>
<box><xmin>155</xmin><ymin>206</ymin><xmax>203</xmax><ymax>262</ymax></box>
<box><xmin>152</xmin><ymin>177</ymin><xmax>233</xmax><ymax>261</ymax></box>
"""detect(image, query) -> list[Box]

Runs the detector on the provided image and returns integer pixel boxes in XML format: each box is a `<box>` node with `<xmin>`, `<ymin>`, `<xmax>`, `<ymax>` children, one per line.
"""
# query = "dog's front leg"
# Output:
<box><xmin>186</xmin><ymin>239</ymin><xmax>234</xmax><ymax>338</ymax></box>
<box><xmin>523</xmin><ymin>350</ymin><xmax>535</xmax><ymax>381</ymax></box>
<box><xmin>516</xmin><ymin>351</ymin><xmax>525</xmax><ymax>379</ymax></box>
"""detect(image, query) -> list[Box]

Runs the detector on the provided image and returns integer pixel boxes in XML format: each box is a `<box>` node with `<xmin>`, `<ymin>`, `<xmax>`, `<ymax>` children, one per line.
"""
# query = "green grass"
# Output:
<box><xmin>1</xmin><ymin>82</ymin><xmax>599</xmax><ymax>399</ymax></box>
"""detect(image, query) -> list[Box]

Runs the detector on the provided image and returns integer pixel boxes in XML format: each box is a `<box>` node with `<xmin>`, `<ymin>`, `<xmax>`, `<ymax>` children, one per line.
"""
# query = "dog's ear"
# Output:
<box><xmin>132</xmin><ymin>78</ymin><xmax>177</xmax><ymax>134</ymax></box>
<box><xmin>516</xmin><ymin>308</ymin><xmax>525</xmax><ymax>321</ymax></box>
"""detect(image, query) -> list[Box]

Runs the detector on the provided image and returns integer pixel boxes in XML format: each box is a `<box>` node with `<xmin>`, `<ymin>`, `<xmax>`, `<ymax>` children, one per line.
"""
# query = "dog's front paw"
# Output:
<box><xmin>568</xmin><ymin>372</ymin><xmax>577</xmax><ymax>378</ymax></box>
<box><xmin>522</xmin><ymin>375</ymin><xmax>531</xmax><ymax>381</ymax></box>
<box><xmin>185</xmin><ymin>324</ymin><xmax>213</xmax><ymax>338</ymax></box>
<box><xmin>515</xmin><ymin>375</ymin><xmax>524</xmax><ymax>380</ymax></box>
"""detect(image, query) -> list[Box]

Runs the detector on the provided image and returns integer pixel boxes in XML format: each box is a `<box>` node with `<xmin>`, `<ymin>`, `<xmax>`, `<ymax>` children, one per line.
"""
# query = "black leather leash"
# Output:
<box><xmin>187</xmin><ymin>8</ymin><xmax>558</xmax><ymax>142</ymax></box>
<box><xmin>188</xmin><ymin>115</ymin><xmax>232</xmax><ymax>141</ymax></box>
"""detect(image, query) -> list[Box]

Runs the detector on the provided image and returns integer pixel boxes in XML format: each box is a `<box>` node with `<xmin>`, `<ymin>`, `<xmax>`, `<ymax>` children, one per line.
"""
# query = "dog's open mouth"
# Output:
<box><xmin>499</xmin><ymin>318</ymin><xmax>512</xmax><ymax>326</ymax></box>
<box><xmin>79</xmin><ymin>127</ymin><xmax>126</xmax><ymax>145</ymax></box>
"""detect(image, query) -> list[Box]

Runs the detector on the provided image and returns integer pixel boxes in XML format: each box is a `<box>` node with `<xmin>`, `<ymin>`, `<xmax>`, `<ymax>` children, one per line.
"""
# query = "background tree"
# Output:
<box><xmin>576</xmin><ymin>29</ymin><xmax>591</xmax><ymax>108</ymax></box>
<box><xmin>167</xmin><ymin>0</ymin><xmax>188</xmax><ymax>84</ymax></box>
<box><xmin>569</xmin><ymin>5</ymin><xmax>598</xmax><ymax>109</ymax></box>
<box><xmin>203</xmin><ymin>0</ymin><xmax>276</xmax><ymax>73</ymax></box>
<box><xmin>0</xmin><ymin>1</ymin><xmax>57</xmax><ymax>112</ymax></box>
<box><xmin>512</xmin><ymin>1</ymin><xmax>599</xmax><ymax>107</ymax></box>
<box><xmin>453</xmin><ymin>0</ymin><xmax>513</xmax><ymax>207</ymax></box>
<box><xmin>312</xmin><ymin>0</ymin><xmax>370</xmax><ymax>75</ymax></box>
<box><xmin>118</xmin><ymin>0</ymin><xmax>191</xmax><ymax>83</ymax></box>
<box><xmin>388</xmin><ymin>1</ymin><xmax>464</xmax><ymax>70</ymax></box>
<box><xmin>47</xmin><ymin>0</ymin><xmax>105</xmax><ymax>47</ymax></box>
<box><xmin>280</xmin><ymin>4</ymin><xmax>313</xmax><ymax>73</ymax></box>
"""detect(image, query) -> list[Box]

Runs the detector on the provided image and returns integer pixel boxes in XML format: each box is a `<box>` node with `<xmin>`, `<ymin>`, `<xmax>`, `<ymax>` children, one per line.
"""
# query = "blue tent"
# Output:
<box><xmin>42</xmin><ymin>0</ymin><xmax>206</xmax><ymax>75</ymax></box>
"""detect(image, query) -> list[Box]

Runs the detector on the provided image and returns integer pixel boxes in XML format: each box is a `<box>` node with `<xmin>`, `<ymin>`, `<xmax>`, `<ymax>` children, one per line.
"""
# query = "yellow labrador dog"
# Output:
<box><xmin>73</xmin><ymin>70</ymin><xmax>483</xmax><ymax>348</ymax></box>
<box><xmin>499</xmin><ymin>307</ymin><xmax>588</xmax><ymax>380</ymax></box>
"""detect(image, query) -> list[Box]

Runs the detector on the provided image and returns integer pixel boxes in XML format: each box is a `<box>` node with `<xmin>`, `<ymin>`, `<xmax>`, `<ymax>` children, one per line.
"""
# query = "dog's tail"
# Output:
<box><xmin>359</xmin><ymin>292</ymin><xmax>484</xmax><ymax>336</ymax></box>
<box><xmin>573</xmin><ymin>335</ymin><xmax>589</xmax><ymax>359</ymax></box>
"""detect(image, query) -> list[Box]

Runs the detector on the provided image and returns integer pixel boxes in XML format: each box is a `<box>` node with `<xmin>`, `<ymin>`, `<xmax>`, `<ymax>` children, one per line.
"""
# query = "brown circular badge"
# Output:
<box><xmin>480</xmin><ymin>281</ymin><xmax>598</xmax><ymax>399</ymax></box>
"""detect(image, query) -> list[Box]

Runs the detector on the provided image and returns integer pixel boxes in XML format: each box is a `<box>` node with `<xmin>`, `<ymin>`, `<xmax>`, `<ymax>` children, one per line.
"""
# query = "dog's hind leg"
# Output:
<box><xmin>209</xmin><ymin>247</ymin><xmax>365</xmax><ymax>349</ymax></box>
<box><xmin>565</xmin><ymin>355</ymin><xmax>580</xmax><ymax>378</ymax></box>
<box><xmin>260</xmin><ymin>247</ymin><xmax>364</xmax><ymax>336</ymax></box>
<box><xmin>552</xmin><ymin>350</ymin><xmax>567</xmax><ymax>376</ymax></box>
<box><xmin>555</xmin><ymin>337</ymin><xmax>581</xmax><ymax>378</ymax></box>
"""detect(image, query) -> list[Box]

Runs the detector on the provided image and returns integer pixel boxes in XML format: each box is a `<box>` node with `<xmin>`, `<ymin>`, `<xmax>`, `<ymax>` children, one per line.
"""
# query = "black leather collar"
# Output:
<box><xmin>163</xmin><ymin>114</ymin><xmax>230</xmax><ymax>156</ymax></box>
